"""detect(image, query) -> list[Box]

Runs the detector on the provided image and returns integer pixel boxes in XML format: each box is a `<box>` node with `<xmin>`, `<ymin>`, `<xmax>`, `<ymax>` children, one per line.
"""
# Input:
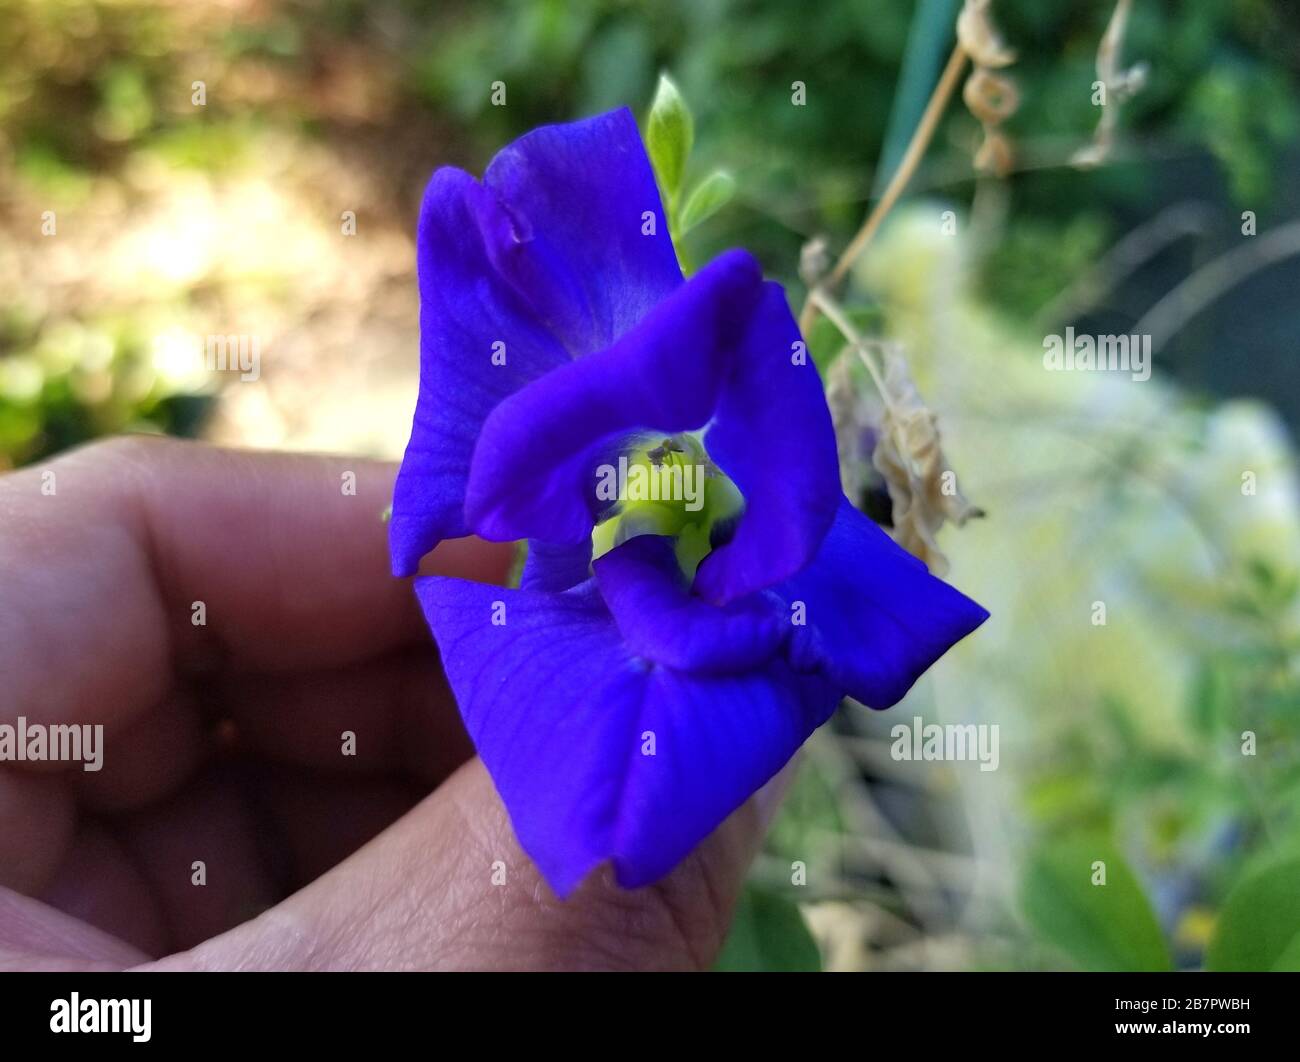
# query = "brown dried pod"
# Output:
<box><xmin>870</xmin><ymin>349</ymin><xmax>984</xmax><ymax>575</ymax></box>
<box><xmin>963</xmin><ymin>67</ymin><xmax>1020</xmax><ymax>125</ymax></box>
<box><xmin>1072</xmin><ymin>0</ymin><xmax>1147</xmax><ymax>168</ymax></box>
<box><xmin>799</xmin><ymin>235</ymin><xmax>831</xmax><ymax>289</ymax></box>
<box><xmin>973</xmin><ymin>126</ymin><xmax>1015</xmax><ymax>177</ymax></box>
<box><xmin>957</xmin><ymin>0</ymin><xmax>1016</xmax><ymax>70</ymax></box>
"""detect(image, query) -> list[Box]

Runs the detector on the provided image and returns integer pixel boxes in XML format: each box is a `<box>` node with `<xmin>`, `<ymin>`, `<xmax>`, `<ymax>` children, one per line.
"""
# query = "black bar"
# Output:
<box><xmin>0</xmin><ymin>971</ymin><xmax>1290</xmax><ymax>1049</ymax></box>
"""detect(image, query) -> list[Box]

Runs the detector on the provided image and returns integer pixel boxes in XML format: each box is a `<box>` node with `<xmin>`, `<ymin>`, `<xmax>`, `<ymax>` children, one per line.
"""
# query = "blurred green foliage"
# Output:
<box><xmin>0</xmin><ymin>312</ymin><xmax>209</xmax><ymax>466</ymax></box>
<box><xmin>1207</xmin><ymin>854</ymin><xmax>1300</xmax><ymax>970</ymax></box>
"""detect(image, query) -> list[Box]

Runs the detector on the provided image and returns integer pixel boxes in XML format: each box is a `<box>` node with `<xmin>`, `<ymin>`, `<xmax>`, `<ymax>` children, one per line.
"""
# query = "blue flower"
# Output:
<box><xmin>391</xmin><ymin>107</ymin><xmax>988</xmax><ymax>896</ymax></box>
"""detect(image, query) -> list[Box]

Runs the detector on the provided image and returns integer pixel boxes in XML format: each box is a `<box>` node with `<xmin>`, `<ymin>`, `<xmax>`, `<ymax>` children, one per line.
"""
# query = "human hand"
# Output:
<box><xmin>0</xmin><ymin>436</ymin><xmax>776</xmax><ymax>971</ymax></box>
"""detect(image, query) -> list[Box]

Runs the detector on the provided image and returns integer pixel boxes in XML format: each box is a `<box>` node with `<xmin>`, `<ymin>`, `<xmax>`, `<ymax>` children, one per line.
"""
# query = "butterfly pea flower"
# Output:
<box><xmin>390</xmin><ymin>107</ymin><xmax>988</xmax><ymax>897</ymax></box>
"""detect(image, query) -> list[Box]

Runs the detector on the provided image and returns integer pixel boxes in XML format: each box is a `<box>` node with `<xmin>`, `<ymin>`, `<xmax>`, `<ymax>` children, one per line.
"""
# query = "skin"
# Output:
<box><xmin>0</xmin><ymin>435</ymin><xmax>780</xmax><ymax>971</ymax></box>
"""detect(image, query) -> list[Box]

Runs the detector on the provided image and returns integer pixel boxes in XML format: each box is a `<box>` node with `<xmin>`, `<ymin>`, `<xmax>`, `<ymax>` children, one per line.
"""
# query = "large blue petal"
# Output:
<box><xmin>464</xmin><ymin>249</ymin><xmax>765</xmax><ymax>544</ymax></box>
<box><xmin>462</xmin><ymin>179</ymin><xmax>595</xmax><ymax>363</ymax></box>
<box><xmin>776</xmin><ymin>498</ymin><xmax>990</xmax><ymax>709</ymax></box>
<box><xmin>390</xmin><ymin>167</ymin><xmax>570</xmax><ymax>575</ymax></box>
<box><xmin>614</xmin><ymin>658</ymin><xmax>839</xmax><ymax>888</ymax></box>
<box><xmin>416</xmin><ymin>572</ymin><xmax>838</xmax><ymax>897</ymax></box>
<box><xmin>417</xmin><ymin>577</ymin><xmax>628</xmax><ymax>896</ymax></box>
<box><xmin>391</xmin><ymin>109</ymin><xmax>685</xmax><ymax>576</ymax></box>
<box><xmin>694</xmin><ymin>282</ymin><xmax>841</xmax><ymax>606</ymax></box>
<box><xmin>483</xmin><ymin>107</ymin><xmax>682</xmax><ymax>356</ymax></box>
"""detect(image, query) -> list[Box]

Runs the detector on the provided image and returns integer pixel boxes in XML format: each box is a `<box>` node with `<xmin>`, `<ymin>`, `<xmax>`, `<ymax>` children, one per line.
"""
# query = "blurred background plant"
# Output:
<box><xmin>3</xmin><ymin>0</ymin><xmax>1299</xmax><ymax>970</ymax></box>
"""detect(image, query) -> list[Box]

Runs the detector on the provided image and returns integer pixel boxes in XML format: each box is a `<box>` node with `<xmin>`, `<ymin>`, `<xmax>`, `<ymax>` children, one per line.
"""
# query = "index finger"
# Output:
<box><xmin>0</xmin><ymin>435</ymin><xmax>512</xmax><ymax>732</ymax></box>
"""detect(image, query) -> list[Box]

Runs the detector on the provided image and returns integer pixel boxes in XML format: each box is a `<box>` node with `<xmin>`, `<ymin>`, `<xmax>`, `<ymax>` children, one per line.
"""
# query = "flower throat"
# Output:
<box><xmin>591</xmin><ymin>433</ymin><xmax>744</xmax><ymax>581</ymax></box>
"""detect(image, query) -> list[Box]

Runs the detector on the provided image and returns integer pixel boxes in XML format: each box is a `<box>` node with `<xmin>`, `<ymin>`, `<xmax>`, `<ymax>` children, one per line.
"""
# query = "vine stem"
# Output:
<box><xmin>799</xmin><ymin>41</ymin><xmax>969</xmax><ymax>337</ymax></box>
<box><xmin>809</xmin><ymin>288</ymin><xmax>896</xmax><ymax>413</ymax></box>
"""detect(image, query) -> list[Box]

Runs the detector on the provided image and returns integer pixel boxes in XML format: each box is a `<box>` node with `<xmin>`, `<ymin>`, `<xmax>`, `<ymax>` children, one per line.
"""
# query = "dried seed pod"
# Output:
<box><xmin>870</xmin><ymin>349</ymin><xmax>984</xmax><ymax>575</ymax></box>
<box><xmin>826</xmin><ymin>348</ymin><xmax>877</xmax><ymax>501</ymax></box>
<box><xmin>957</xmin><ymin>3</ymin><xmax>1019</xmax><ymax>179</ymax></box>
<box><xmin>973</xmin><ymin>126</ymin><xmax>1015</xmax><ymax>177</ymax></box>
<box><xmin>957</xmin><ymin>0</ymin><xmax>1016</xmax><ymax>69</ymax></box>
<box><xmin>963</xmin><ymin>67</ymin><xmax>1019</xmax><ymax>125</ymax></box>
<box><xmin>799</xmin><ymin>235</ymin><xmax>831</xmax><ymax>289</ymax></box>
<box><xmin>1073</xmin><ymin>0</ymin><xmax>1148</xmax><ymax>168</ymax></box>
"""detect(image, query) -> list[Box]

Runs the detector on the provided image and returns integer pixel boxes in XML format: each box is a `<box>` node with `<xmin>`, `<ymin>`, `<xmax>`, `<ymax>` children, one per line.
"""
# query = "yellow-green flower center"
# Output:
<box><xmin>591</xmin><ymin>433</ymin><xmax>743</xmax><ymax>580</ymax></box>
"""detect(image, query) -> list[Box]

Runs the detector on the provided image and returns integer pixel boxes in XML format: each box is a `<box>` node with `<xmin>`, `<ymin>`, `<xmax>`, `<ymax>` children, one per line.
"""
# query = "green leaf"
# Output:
<box><xmin>645</xmin><ymin>72</ymin><xmax>693</xmax><ymax>208</ymax></box>
<box><xmin>1206</xmin><ymin>855</ymin><xmax>1300</xmax><ymax>971</ymax></box>
<box><xmin>678</xmin><ymin>170</ymin><xmax>736</xmax><ymax>234</ymax></box>
<box><xmin>714</xmin><ymin>884</ymin><xmax>821</xmax><ymax>972</ymax></box>
<box><xmin>1269</xmin><ymin>934</ymin><xmax>1300</xmax><ymax>972</ymax></box>
<box><xmin>1020</xmin><ymin>835</ymin><xmax>1171</xmax><ymax>971</ymax></box>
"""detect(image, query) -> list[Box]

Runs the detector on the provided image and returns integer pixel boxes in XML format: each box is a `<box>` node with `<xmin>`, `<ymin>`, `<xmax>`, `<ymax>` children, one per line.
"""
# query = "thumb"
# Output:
<box><xmin>137</xmin><ymin>757</ymin><xmax>788</xmax><ymax>971</ymax></box>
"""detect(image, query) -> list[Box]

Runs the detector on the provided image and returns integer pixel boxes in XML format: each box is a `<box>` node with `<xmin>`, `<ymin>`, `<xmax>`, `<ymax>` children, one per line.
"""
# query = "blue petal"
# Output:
<box><xmin>483</xmin><ymin>107</ymin><xmax>682</xmax><ymax>356</ymax></box>
<box><xmin>464</xmin><ymin>259</ymin><xmax>841</xmax><ymax>605</ymax></box>
<box><xmin>464</xmin><ymin>249</ymin><xmax>765</xmax><ymax>544</ymax></box>
<box><xmin>390</xmin><ymin>167</ymin><xmax>570</xmax><ymax>575</ymax></box>
<box><xmin>520</xmin><ymin>538</ymin><xmax>593</xmax><ymax>593</ymax></box>
<box><xmin>593</xmin><ymin>534</ymin><xmax>785</xmax><ymax>673</ymax></box>
<box><xmin>391</xmin><ymin>109</ymin><xmax>684</xmax><ymax>576</ymax></box>
<box><xmin>614</xmin><ymin>659</ymin><xmax>839</xmax><ymax>888</ymax></box>
<box><xmin>416</xmin><ymin>574</ymin><xmax>838</xmax><ymax>896</ymax></box>
<box><xmin>776</xmin><ymin>498</ymin><xmax>990</xmax><ymax>709</ymax></box>
<box><xmin>693</xmin><ymin>282</ymin><xmax>841</xmax><ymax>606</ymax></box>
<box><xmin>462</xmin><ymin>179</ymin><xmax>596</xmax><ymax>363</ymax></box>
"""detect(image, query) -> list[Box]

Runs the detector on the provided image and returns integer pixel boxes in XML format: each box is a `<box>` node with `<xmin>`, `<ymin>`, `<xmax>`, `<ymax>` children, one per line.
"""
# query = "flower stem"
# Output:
<box><xmin>809</xmin><ymin>288</ymin><xmax>895</xmax><ymax>414</ymax></box>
